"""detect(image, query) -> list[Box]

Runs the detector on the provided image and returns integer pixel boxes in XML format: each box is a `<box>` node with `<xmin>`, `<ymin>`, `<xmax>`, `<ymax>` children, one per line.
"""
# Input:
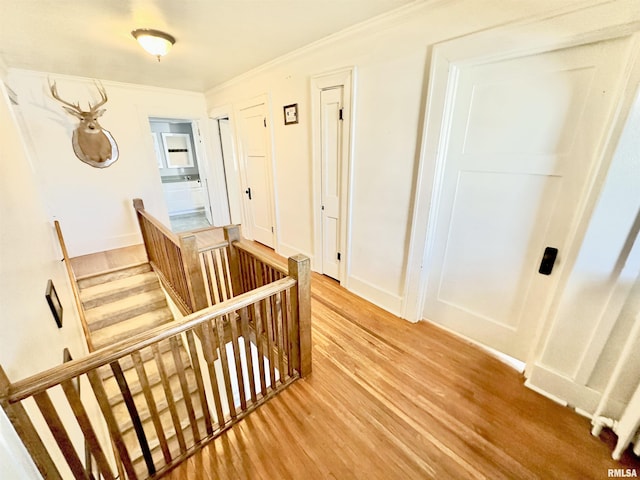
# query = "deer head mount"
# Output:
<box><xmin>49</xmin><ymin>79</ymin><xmax>119</xmax><ymax>168</ymax></box>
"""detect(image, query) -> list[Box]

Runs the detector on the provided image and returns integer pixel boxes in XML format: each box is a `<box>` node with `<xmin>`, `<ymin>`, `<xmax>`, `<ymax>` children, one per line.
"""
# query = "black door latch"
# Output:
<box><xmin>539</xmin><ymin>247</ymin><xmax>558</xmax><ymax>275</ymax></box>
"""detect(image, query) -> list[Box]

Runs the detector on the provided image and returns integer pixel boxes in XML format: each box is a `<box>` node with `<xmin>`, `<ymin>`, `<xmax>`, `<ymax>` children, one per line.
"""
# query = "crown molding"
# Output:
<box><xmin>205</xmin><ymin>0</ymin><xmax>618</xmax><ymax>97</ymax></box>
<box><xmin>8</xmin><ymin>68</ymin><xmax>206</xmax><ymax>98</ymax></box>
<box><xmin>205</xmin><ymin>0</ymin><xmax>437</xmax><ymax>95</ymax></box>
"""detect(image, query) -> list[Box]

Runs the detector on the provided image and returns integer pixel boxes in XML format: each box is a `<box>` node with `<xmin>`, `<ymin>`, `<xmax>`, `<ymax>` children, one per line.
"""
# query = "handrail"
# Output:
<box><xmin>4</xmin><ymin>214</ymin><xmax>311</xmax><ymax>479</ymax></box>
<box><xmin>198</xmin><ymin>240</ymin><xmax>229</xmax><ymax>254</ymax></box>
<box><xmin>132</xmin><ymin>200</ymin><xmax>180</xmax><ymax>246</ymax></box>
<box><xmin>5</xmin><ymin>277</ymin><xmax>296</xmax><ymax>403</ymax></box>
<box><xmin>133</xmin><ymin>198</ymin><xmax>208</xmax><ymax>313</ymax></box>
<box><xmin>54</xmin><ymin>220</ymin><xmax>95</xmax><ymax>352</ymax></box>
<box><xmin>234</xmin><ymin>239</ymin><xmax>289</xmax><ymax>275</ymax></box>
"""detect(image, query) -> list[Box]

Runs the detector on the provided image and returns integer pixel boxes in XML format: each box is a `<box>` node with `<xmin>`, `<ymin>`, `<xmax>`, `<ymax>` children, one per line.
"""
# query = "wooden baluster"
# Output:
<box><xmin>220</xmin><ymin>247</ymin><xmax>233</xmax><ymax>299</ymax></box>
<box><xmin>263</xmin><ymin>294</ymin><xmax>277</xmax><ymax>389</ymax></box>
<box><xmin>131</xmin><ymin>351</ymin><xmax>172</xmax><ymax>464</ymax></box>
<box><xmin>224</xmin><ymin>225</ymin><xmax>242</xmax><ymax>297</ymax></box>
<box><xmin>282</xmin><ymin>288</ymin><xmax>293</xmax><ymax>377</ymax></box>
<box><xmin>169</xmin><ymin>337</ymin><xmax>200</xmax><ymax>443</ymax></box>
<box><xmin>245</xmin><ymin>251</ymin><xmax>254</xmax><ymax>291</ymax></box>
<box><xmin>228</xmin><ymin>311</ymin><xmax>247</xmax><ymax>410</ymax></box>
<box><xmin>211</xmin><ymin>249</ymin><xmax>226</xmax><ymax>302</ymax></box>
<box><xmin>199</xmin><ymin>321</ymin><xmax>226</xmax><ymax>428</ymax></box>
<box><xmin>212</xmin><ymin>316</ymin><xmax>238</xmax><ymax>419</ymax></box>
<box><xmin>252</xmin><ymin>301</ymin><xmax>268</xmax><ymax>396</ymax></box>
<box><xmin>151</xmin><ymin>343</ymin><xmax>187</xmax><ymax>453</ymax></box>
<box><xmin>172</xmin><ymin>242</ymin><xmax>194</xmax><ymax>312</ymax></box>
<box><xmin>236</xmin><ymin>251</ymin><xmax>246</xmax><ymax>293</ymax></box>
<box><xmin>254</xmin><ymin>257</ymin><xmax>263</xmax><ymax>289</ymax></box>
<box><xmin>288</xmin><ymin>255</ymin><xmax>312</xmax><ymax>377</ymax></box>
<box><xmin>0</xmin><ymin>367</ymin><xmax>62</xmax><ymax>479</ymax></box>
<box><xmin>239</xmin><ymin>307</ymin><xmax>257</xmax><ymax>404</ymax></box>
<box><xmin>33</xmin><ymin>390</ymin><xmax>88</xmax><ymax>480</ymax></box>
<box><xmin>87</xmin><ymin>369</ymin><xmax>138</xmax><ymax>480</ymax></box>
<box><xmin>274</xmin><ymin>292</ymin><xmax>286</xmax><ymax>384</ymax></box>
<box><xmin>60</xmin><ymin>379</ymin><xmax>115</xmax><ymax>480</ymax></box>
<box><xmin>111</xmin><ymin>361</ymin><xmax>155</xmax><ymax>476</ymax></box>
<box><xmin>184</xmin><ymin>330</ymin><xmax>214</xmax><ymax>436</ymax></box>
<box><xmin>201</xmin><ymin>251</ymin><xmax>216</xmax><ymax>306</ymax></box>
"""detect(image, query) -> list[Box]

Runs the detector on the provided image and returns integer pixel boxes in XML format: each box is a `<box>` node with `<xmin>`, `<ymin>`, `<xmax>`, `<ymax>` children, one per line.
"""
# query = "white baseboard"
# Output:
<box><xmin>347</xmin><ymin>274</ymin><xmax>403</xmax><ymax>316</ymax></box>
<box><xmin>276</xmin><ymin>241</ymin><xmax>313</xmax><ymax>264</ymax></box>
<box><xmin>525</xmin><ymin>363</ymin><xmax>603</xmax><ymax>413</ymax></box>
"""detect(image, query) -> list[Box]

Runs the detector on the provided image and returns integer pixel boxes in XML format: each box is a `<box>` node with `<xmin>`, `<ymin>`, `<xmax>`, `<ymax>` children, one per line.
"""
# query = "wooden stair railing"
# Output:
<box><xmin>133</xmin><ymin>198</ymin><xmax>208</xmax><ymax>315</ymax></box>
<box><xmin>55</xmin><ymin>220</ymin><xmax>95</xmax><ymax>352</ymax></box>
<box><xmin>0</xmin><ymin>261</ymin><xmax>311</xmax><ymax>479</ymax></box>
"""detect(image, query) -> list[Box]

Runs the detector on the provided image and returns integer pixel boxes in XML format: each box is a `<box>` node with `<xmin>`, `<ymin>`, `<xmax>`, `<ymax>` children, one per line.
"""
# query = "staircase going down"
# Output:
<box><xmin>77</xmin><ymin>262</ymin><xmax>207</xmax><ymax>477</ymax></box>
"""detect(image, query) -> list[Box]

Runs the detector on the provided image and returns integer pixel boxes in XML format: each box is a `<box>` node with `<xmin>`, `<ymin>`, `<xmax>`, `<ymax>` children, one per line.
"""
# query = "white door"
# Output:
<box><xmin>191</xmin><ymin>121</ymin><xmax>214</xmax><ymax>225</ymax></box>
<box><xmin>424</xmin><ymin>37</ymin><xmax>630</xmax><ymax>360</ymax></box>
<box><xmin>237</xmin><ymin>102</ymin><xmax>275</xmax><ymax>247</ymax></box>
<box><xmin>320</xmin><ymin>87</ymin><xmax>343</xmax><ymax>280</ymax></box>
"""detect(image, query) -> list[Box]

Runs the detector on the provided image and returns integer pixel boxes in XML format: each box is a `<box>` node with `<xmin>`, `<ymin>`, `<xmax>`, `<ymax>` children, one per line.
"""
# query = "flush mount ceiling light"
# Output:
<box><xmin>131</xmin><ymin>29</ymin><xmax>175</xmax><ymax>61</ymax></box>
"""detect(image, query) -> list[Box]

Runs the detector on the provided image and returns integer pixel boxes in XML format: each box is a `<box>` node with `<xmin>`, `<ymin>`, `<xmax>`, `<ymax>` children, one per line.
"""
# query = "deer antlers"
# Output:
<box><xmin>48</xmin><ymin>79</ymin><xmax>108</xmax><ymax>113</ymax></box>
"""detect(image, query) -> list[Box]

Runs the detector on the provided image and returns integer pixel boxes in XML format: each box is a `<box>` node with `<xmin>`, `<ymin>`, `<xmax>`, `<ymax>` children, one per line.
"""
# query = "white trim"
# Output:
<box><xmin>573</xmin><ymin>224</ymin><xmax>640</xmax><ymax>384</ymax></box>
<box><xmin>209</xmin><ymin>104</ymin><xmax>242</xmax><ymax>225</ymax></box>
<box><xmin>277</xmin><ymin>241</ymin><xmax>314</xmax><ymax>264</ymax></box>
<box><xmin>523</xmin><ymin>363</ymin><xmax>629</xmax><ymax>414</ymax></box>
<box><xmin>205</xmin><ymin>0</ymin><xmax>440</xmax><ymax>95</ymax></box>
<box><xmin>203</xmin><ymin>0</ymin><xmax>620</xmax><ymax>96</ymax></box>
<box><xmin>402</xmin><ymin>2</ymin><xmax>640</xmax><ymax>355</ymax></box>
<box><xmin>143</xmin><ymin>112</ymin><xmax>219</xmax><ymax>227</ymax></box>
<box><xmin>12</xmin><ymin>67</ymin><xmax>205</xmax><ymax>96</ymax></box>
<box><xmin>192</xmin><ymin>119</ymin><xmax>230</xmax><ymax>226</ymax></box>
<box><xmin>310</xmin><ymin>67</ymin><xmax>356</xmax><ymax>286</ymax></box>
<box><xmin>527</xmin><ymin>44</ymin><xmax>640</xmax><ymax>376</ymax></box>
<box><xmin>347</xmin><ymin>274</ymin><xmax>403</xmax><ymax>316</ymax></box>
<box><xmin>69</xmin><ymin>231</ymin><xmax>142</xmax><ymax>258</ymax></box>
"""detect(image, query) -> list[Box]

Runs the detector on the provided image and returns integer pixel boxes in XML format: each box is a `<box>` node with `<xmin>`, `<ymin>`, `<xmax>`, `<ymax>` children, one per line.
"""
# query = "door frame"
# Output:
<box><xmin>401</xmin><ymin>4</ymin><xmax>640</xmax><ymax>370</ymax></box>
<box><xmin>233</xmin><ymin>94</ymin><xmax>278</xmax><ymax>247</ymax></box>
<box><xmin>209</xmin><ymin>104</ymin><xmax>240</xmax><ymax>225</ymax></box>
<box><xmin>311</xmin><ymin>67</ymin><xmax>356</xmax><ymax>284</ymax></box>
<box><xmin>144</xmin><ymin>113</ymin><xmax>220</xmax><ymax>226</ymax></box>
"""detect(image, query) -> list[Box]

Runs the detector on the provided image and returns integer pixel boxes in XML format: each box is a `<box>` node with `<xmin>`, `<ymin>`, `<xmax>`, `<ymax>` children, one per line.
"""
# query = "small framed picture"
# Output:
<box><xmin>46</xmin><ymin>279</ymin><xmax>63</xmax><ymax>328</ymax></box>
<box><xmin>283</xmin><ymin>103</ymin><xmax>298</xmax><ymax>125</ymax></box>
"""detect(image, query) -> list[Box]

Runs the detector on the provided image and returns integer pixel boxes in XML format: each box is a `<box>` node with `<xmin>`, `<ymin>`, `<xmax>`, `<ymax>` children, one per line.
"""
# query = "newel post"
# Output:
<box><xmin>224</xmin><ymin>225</ymin><xmax>243</xmax><ymax>296</ymax></box>
<box><xmin>288</xmin><ymin>255</ymin><xmax>312</xmax><ymax>377</ymax></box>
<box><xmin>179</xmin><ymin>233</ymin><xmax>209</xmax><ymax>312</ymax></box>
<box><xmin>132</xmin><ymin>198</ymin><xmax>150</xmax><ymax>256</ymax></box>
<box><xmin>0</xmin><ymin>367</ymin><xmax>62</xmax><ymax>479</ymax></box>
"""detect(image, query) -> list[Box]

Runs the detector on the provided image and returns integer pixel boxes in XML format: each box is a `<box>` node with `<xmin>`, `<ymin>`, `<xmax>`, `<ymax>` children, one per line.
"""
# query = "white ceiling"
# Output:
<box><xmin>0</xmin><ymin>0</ymin><xmax>416</xmax><ymax>92</ymax></box>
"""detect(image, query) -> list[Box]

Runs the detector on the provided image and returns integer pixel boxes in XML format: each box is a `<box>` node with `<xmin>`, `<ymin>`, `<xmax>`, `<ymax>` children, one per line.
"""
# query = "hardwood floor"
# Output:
<box><xmin>161</xmin><ymin>271</ymin><xmax>640</xmax><ymax>479</ymax></box>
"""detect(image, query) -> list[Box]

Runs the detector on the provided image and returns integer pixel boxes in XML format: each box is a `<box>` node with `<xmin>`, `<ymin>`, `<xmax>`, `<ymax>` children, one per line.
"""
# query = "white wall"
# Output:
<box><xmin>0</xmin><ymin>78</ymin><xmax>106</xmax><ymax>479</ymax></box>
<box><xmin>204</xmin><ymin>0</ymin><xmax>596</xmax><ymax>314</ymax></box>
<box><xmin>6</xmin><ymin>69</ymin><xmax>218</xmax><ymax>257</ymax></box>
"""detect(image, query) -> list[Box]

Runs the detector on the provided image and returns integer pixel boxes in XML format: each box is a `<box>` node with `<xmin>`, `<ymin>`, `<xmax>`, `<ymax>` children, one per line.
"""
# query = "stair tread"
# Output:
<box><xmin>132</xmin><ymin>416</ymin><xmax>209</xmax><ymax>477</ymax></box>
<box><xmin>99</xmin><ymin>338</ymin><xmax>174</xmax><ymax>381</ymax></box>
<box><xmin>80</xmin><ymin>271</ymin><xmax>159</xmax><ymax>306</ymax></box>
<box><xmin>91</xmin><ymin>308</ymin><xmax>173</xmax><ymax>349</ymax></box>
<box><xmin>85</xmin><ymin>289</ymin><xmax>167</xmax><ymax>326</ymax></box>
<box><xmin>85</xmin><ymin>288</ymin><xmax>166</xmax><ymax>323</ymax></box>
<box><xmin>103</xmin><ymin>342</ymin><xmax>191</xmax><ymax>406</ymax></box>
<box><xmin>76</xmin><ymin>262</ymin><xmax>152</xmax><ymax>288</ymax></box>
<box><xmin>118</xmin><ymin>374</ymin><xmax>203</xmax><ymax>436</ymax></box>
